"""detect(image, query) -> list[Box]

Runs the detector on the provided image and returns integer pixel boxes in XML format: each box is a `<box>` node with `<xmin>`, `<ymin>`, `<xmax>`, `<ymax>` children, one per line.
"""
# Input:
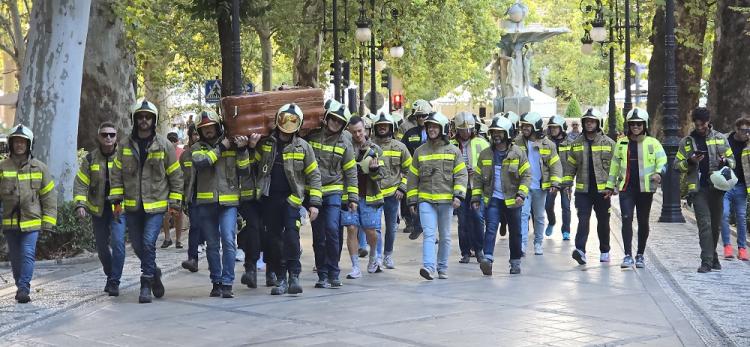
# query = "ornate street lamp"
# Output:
<box><xmin>580</xmin><ymin>30</ymin><xmax>594</xmax><ymax>55</ymax></box>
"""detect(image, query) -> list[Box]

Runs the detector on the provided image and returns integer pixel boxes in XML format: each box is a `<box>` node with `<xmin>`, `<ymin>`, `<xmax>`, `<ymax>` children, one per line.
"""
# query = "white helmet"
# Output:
<box><xmin>626</xmin><ymin>107</ymin><xmax>650</xmax><ymax>129</ymax></box>
<box><xmin>411</xmin><ymin>99</ymin><xmax>433</xmax><ymax>117</ymax></box>
<box><xmin>710</xmin><ymin>167</ymin><xmax>738</xmax><ymax>191</ymax></box>
<box><xmin>276</xmin><ymin>103</ymin><xmax>304</xmax><ymax>134</ymax></box>
<box><xmin>424</xmin><ymin>112</ymin><xmax>450</xmax><ymax>136</ymax></box>
<box><xmin>454</xmin><ymin>111</ymin><xmax>476</xmax><ymax>130</ymax></box>
<box><xmin>130</xmin><ymin>99</ymin><xmax>159</xmax><ymax>126</ymax></box>
<box><xmin>8</xmin><ymin>124</ymin><xmax>34</xmax><ymax>153</ymax></box>
<box><xmin>488</xmin><ymin>116</ymin><xmax>515</xmax><ymax>140</ymax></box>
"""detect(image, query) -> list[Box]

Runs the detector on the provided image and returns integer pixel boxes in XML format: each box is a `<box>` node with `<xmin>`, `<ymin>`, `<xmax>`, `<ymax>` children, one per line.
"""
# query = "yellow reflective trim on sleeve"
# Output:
<box><xmin>109</xmin><ymin>187</ymin><xmax>124</xmax><ymax>196</ymax></box>
<box><xmin>481</xmin><ymin>160</ymin><xmax>492</xmax><ymax>166</ymax></box>
<box><xmin>74</xmin><ymin>195</ymin><xmax>88</xmax><ymax>203</ymax></box>
<box><xmin>401</xmin><ymin>176</ymin><xmax>407</xmax><ymax>184</ymax></box>
<box><xmin>381</xmin><ymin>185</ymin><xmax>398</xmax><ymax>196</ymax></box>
<box><xmin>539</xmin><ymin>148</ymin><xmax>552</xmax><ymax>155</ymax></box>
<box><xmin>409</xmin><ymin>164</ymin><xmax>419</xmax><ymax>176</ymax></box>
<box><xmin>453</xmin><ymin>162</ymin><xmax>466</xmax><ymax>174</ymax></box>
<box><xmin>123</xmin><ymin>148</ymin><xmax>133</xmax><ymax>156</ymax></box>
<box><xmin>471</xmin><ymin>188</ymin><xmax>482</xmax><ymax>196</ymax></box>
<box><xmin>147</xmin><ymin>151</ymin><xmax>165</xmax><ymax>160</ymax></box>
<box><xmin>402</xmin><ymin>157</ymin><xmax>413</xmax><ymax>168</ymax></box>
<box><xmin>383</xmin><ymin>150</ymin><xmax>402</xmax><ymax>157</ymax></box>
<box><xmin>262</xmin><ymin>144</ymin><xmax>273</xmax><ymax>152</ymax></box>
<box><xmin>453</xmin><ymin>184</ymin><xmax>466</xmax><ymax>193</ymax></box>
<box><xmin>221</xmin><ymin>150</ymin><xmax>236</xmax><ymax>157</ymax></box>
<box><xmin>518</xmin><ymin>162</ymin><xmax>530</xmax><ymax>175</ymax></box>
<box><xmin>114</xmin><ymin>158</ymin><xmax>122</xmax><ymax>169</ymax></box>
<box><xmin>676</xmin><ymin>151</ymin><xmax>686</xmax><ymax>160</ymax></box>
<box><xmin>343</xmin><ymin>159</ymin><xmax>356</xmax><ymax>170</ymax></box>
<box><xmin>592</xmin><ymin>146</ymin><xmax>611</xmax><ymax>152</ymax></box>
<box><xmin>572</xmin><ymin>145</ymin><xmax>583</xmax><ymax>152</ymax></box>
<box><xmin>347</xmin><ymin>186</ymin><xmax>359</xmax><ymax>194</ymax></box>
<box><xmin>206</xmin><ymin>150</ymin><xmax>218</xmax><ymax>163</ymax></box>
<box><xmin>124</xmin><ymin>199</ymin><xmax>137</xmax><ymax>207</ymax></box>
<box><xmin>549</xmin><ymin>155</ymin><xmax>560</xmax><ymax>166</ymax></box>
<box><xmin>39</xmin><ymin>181</ymin><xmax>55</xmax><ymax>195</ymax></box>
<box><xmin>219</xmin><ymin>194</ymin><xmax>239</xmax><ymax>203</ymax></box>
<box><xmin>18</xmin><ymin>172</ymin><xmax>42</xmax><ymax>180</ymax></box>
<box><xmin>418</xmin><ymin>192</ymin><xmax>454</xmax><ymax>200</ymax></box>
<box><xmin>1</xmin><ymin>171</ymin><xmax>17</xmax><ymax>178</ymax></box>
<box><xmin>407</xmin><ymin>189</ymin><xmax>418</xmax><ymax>198</ymax></box>
<box><xmin>236</xmin><ymin>158</ymin><xmax>250</xmax><ymax>168</ymax></box>
<box><xmin>168</xmin><ymin>192</ymin><xmax>183</xmax><ymax>201</ymax></box>
<box><xmin>282</xmin><ymin>152</ymin><xmax>305</xmax><ymax>160</ymax></box>
<box><xmin>288</xmin><ymin>194</ymin><xmax>302</xmax><ymax>205</ymax></box>
<box><xmin>304</xmin><ymin>161</ymin><xmax>318</xmax><ymax>175</ymax></box>
<box><xmin>76</xmin><ymin>170</ymin><xmax>90</xmax><ymax>185</ymax></box>
<box><xmin>42</xmin><ymin>215</ymin><xmax>57</xmax><ymax>226</ymax></box>
<box><xmin>90</xmin><ymin>164</ymin><xmax>101</xmax><ymax>171</ymax></box>
<box><xmin>322</xmin><ymin>184</ymin><xmax>344</xmax><ymax>193</ymax></box>
<box><xmin>518</xmin><ymin>184</ymin><xmax>529</xmax><ymax>194</ymax></box>
<box><xmin>418</xmin><ymin>153</ymin><xmax>456</xmax><ymax>161</ymax></box>
<box><xmin>143</xmin><ymin>200</ymin><xmax>168</xmax><ymax>210</ymax></box>
<box><xmin>309</xmin><ymin>189</ymin><xmax>323</xmax><ymax>198</ymax></box>
<box><xmin>197</xmin><ymin>192</ymin><xmax>215</xmax><ymax>199</ymax></box>
<box><xmin>166</xmin><ymin>161</ymin><xmax>181</xmax><ymax>175</ymax></box>
<box><xmin>542</xmin><ymin>182</ymin><xmax>552</xmax><ymax>189</ymax></box>
<box><xmin>408</xmin><ymin>135</ymin><xmax>421</xmax><ymax>142</ymax></box>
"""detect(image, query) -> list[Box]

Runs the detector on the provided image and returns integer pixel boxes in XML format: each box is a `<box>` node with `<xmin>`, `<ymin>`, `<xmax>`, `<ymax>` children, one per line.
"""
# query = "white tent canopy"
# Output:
<box><xmin>431</xmin><ymin>84</ymin><xmax>558</xmax><ymax>117</ymax></box>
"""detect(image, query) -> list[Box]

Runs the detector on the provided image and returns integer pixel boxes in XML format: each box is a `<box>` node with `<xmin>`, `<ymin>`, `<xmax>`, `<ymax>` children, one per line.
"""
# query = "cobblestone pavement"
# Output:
<box><xmin>0</xmin><ymin>194</ymin><xmax>737</xmax><ymax>346</ymax></box>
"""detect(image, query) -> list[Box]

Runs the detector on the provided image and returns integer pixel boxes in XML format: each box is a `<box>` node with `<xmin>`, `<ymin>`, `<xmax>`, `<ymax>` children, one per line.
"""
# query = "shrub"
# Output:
<box><xmin>35</xmin><ymin>201</ymin><xmax>96</xmax><ymax>260</ymax></box>
<box><xmin>564</xmin><ymin>96</ymin><xmax>582</xmax><ymax>118</ymax></box>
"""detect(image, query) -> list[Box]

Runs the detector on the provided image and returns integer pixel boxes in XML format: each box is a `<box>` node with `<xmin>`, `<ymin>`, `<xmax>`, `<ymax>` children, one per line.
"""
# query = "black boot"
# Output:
<box><xmin>139</xmin><ymin>276</ymin><xmax>153</xmax><ymax>304</ymax></box>
<box><xmin>15</xmin><ymin>288</ymin><xmax>30</xmax><ymax>304</ymax></box>
<box><xmin>107</xmin><ymin>280</ymin><xmax>120</xmax><ymax>297</ymax></box>
<box><xmin>152</xmin><ymin>267</ymin><xmax>165</xmax><ymax>298</ymax></box>
<box><xmin>265</xmin><ymin>269</ymin><xmax>277</xmax><ymax>287</ymax></box>
<box><xmin>270</xmin><ymin>274</ymin><xmax>288</xmax><ymax>295</ymax></box>
<box><xmin>222</xmin><ymin>285</ymin><xmax>234</xmax><ymax>298</ymax></box>
<box><xmin>181</xmin><ymin>258</ymin><xmax>199</xmax><ymax>273</ymax></box>
<box><xmin>288</xmin><ymin>274</ymin><xmax>303</xmax><ymax>294</ymax></box>
<box><xmin>210</xmin><ymin>283</ymin><xmax>222</xmax><ymax>297</ymax></box>
<box><xmin>241</xmin><ymin>267</ymin><xmax>258</xmax><ymax>289</ymax></box>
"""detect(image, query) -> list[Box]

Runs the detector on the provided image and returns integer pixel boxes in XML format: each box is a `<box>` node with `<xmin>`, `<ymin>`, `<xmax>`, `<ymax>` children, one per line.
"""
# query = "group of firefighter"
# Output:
<box><xmin>2</xmin><ymin>95</ymin><xmax>741</xmax><ymax>304</ymax></box>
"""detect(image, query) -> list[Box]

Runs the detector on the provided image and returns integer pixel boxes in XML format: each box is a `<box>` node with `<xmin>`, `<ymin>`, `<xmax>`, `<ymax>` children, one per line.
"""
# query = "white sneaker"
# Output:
<box><xmin>367</xmin><ymin>258</ymin><xmax>380</xmax><ymax>273</ymax></box>
<box><xmin>235</xmin><ymin>248</ymin><xmax>245</xmax><ymax>262</ymax></box>
<box><xmin>534</xmin><ymin>243</ymin><xmax>543</xmax><ymax>255</ymax></box>
<box><xmin>600</xmin><ymin>252</ymin><xmax>610</xmax><ymax>263</ymax></box>
<box><xmin>383</xmin><ymin>255</ymin><xmax>395</xmax><ymax>269</ymax></box>
<box><xmin>347</xmin><ymin>267</ymin><xmax>362</xmax><ymax>279</ymax></box>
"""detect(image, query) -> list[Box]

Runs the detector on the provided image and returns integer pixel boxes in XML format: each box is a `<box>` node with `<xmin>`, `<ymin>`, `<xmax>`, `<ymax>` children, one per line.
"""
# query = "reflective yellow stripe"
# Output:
<box><xmin>549</xmin><ymin>155</ymin><xmax>560</xmax><ymax>166</ymax></box>
<box><xmin>310</xmin><ymin>141</ymin><xmax>345</xmax><ymax>155</ymax></box>
<box><xmin>505</xmin><ymin>198</ymin><xmax>517</xmax><ymax>206</ymax></box>
<box><xmin>408</xmin><ymin>136</ymin><xmax>421</xmax><ymax>142</ymax></box>
<box><xmin>539</xmin><ymin>148</ymin><xmax>552</xmax><ymax>155</ymax></box>
<box><xmin>409</xmin><ymin>164</ymin><xmax>419</xmax><ymax>176</ymax></box>
<box><xmin>343</xmin><ymin>159</ymin><xmax>356</xmax><ymax>170</ymax></box>
<box><xmin>169</xmin><ymin>192</ymin><xmax>183</xmax><ymax>201</ymax></box>
<box><xmin>42</xmin><ymin>215</ymin><xmax>57</xmax><ymax>226</ymax></box>
<box><xmin>143</xmin><ymin>200</ymin><xmax>168</xmax><ymax>210</ymax></box>
<box><xmin>237</xmin><ymin>158</ymin><xmax>250</xmax><ymax>168</ymax></box>
<box><xmin>124</xmin><ymin>199</ymin><xmax>137</xmax><ymax>207</ymax></box>
<box><xmin>383</xmin><ymin>150</ymin><xmax>402</xmax><ymax>157</ymax></box>
<box><xmin>366</xmin><ymin>193</ymin><xmax>384</xmax><ymax>202</ymax></box>
<box><xmin>676</xmin><ymin>151</ymin><xmax>686</xmax><ymax>160</ymax></box>
<box><xmin>241</xmin><ymin>190</ymin><xmax>255</xmax><ymax>197</ymax></box>
<box><xmin>114</xmin><ymin>158</ymin><xmax>122</xmax><ymax>169</ymax></box>
<box><xmin>542</xmin><ymin>182</ymin><xmax>552</xmax><ymax>189</ymax></box>
<box><xmin>346</xmin><ymin>186</ymin><xmax>359</xmax><ymax>194</ymax></box>
<box><xmin>562</xmin><ymin>175</ymin><xmax>573</xmax><ymax>182</ymax></box>
<box><xmin>417</xmin><ymin>192</ymin><xmax>454</xmax><ymax>200</ymax></box>
<box><xmin>407</xmin><ymin>189</ymin><xmax>418</xmax><ymax>198</ymax></box>
<box><xmin>518</xmin><ymin>184</ymin><xmax>529</xmax><ymax>194</ymax></box>
<box><xmin>471</xmin><ymin>188</ymin><xmax>482</xmax><ymax>196</ymax></box>
<box><xmin>39</xmin><ymin>181</ymin><xmax>55</xmax><ymax>195</ymax></box>
<box><xmin>296</xmin><ymin>220</ymin><xmax>301</xmax><ymax>228</ymax></box>
<box><xmin>706</xmin><ymin>139</ymin><xmax>723</xmax><ymax>145</ymax></box>
<box><xmin>1</xmin><ymin>171</ymin><xmax>16</xmax><ymax>177</ymax></box>
<box><xmin>90</xmin><ymin>164</ymin><xmax>100</xmax><ymax>171</ymax></box>
<box><xmin>309</xmin><ymin>189</ymin><xmax>322</xmax><ymax>198</ymax></box>
<box><xmin>519</xmin><ymin>162</ymin><xmax>530</xmax><ymax>175</ymax></box>
<box><xmin>197</xmin><ymin>192</ymin><xmax>214</xmax><ymax>199</ymax></box>
<box><xmin>222</xmin><ymin>150</ymin><xmax>236</xmax><ymax>157</ymax></box>
<box><xmin>166</xmin><ymin>161</ymin><xmax>181</xmax><ymax>175</ymax></box>
<box><xmin>597</xmin><ymin>183</ymin><xmax>606</xmax><ymax>190</ymax></box>
<box><xmin>207</xmin><ymin>151</ymin><xmax>218</xmax><ymax>163</ymax></box>
<box><xmin>107</xmin><ymin>162</ymin><xmax>113</xmax><ymax>169</ymax></box>
<box><xmin>288</xmin><ymin>194</ymin><xmax>302</xmax><ymax>205</ymax></box>
<box><xmin>2</xmin><ymin>218</ymin><xmax>42</xmax><ymax>229</ymax></box>
<box><xmin>74</xmin><ymin>195</ymin><xmax>88</xmax><ymax>203</ymax></box>
<box><xmin>381</xmin><ymin>185</ymin><xmax>399</xmax><ymax>196</ymax></box>
<box><xmin>592</xmin><ymin>146</ymin><xmax>611</xmax><ymax>152</ymax></box>
<box><xmin>550</xmin><ymin>176</ymin><xmax>561</xmax><ymax>182</ymax></box>
<box><xmin>304</xmin><ymin>161</ymin><xmax>318</xmax><ymax>175</ymax></box>
<box><xmin>87</xmin><ymin>202</ymin><xmax>100</xmax><ymax>214</ymax></box>
<box><xmin>322</xmin><ymin>184</ymin><xmax>344</xmax><ymax>192</ymax></box>
<box><xmin>283</xmin><ymin>152</ymin><xmax>305</xmax><ymax>160</ymax></box>
<box><xmin>454</xmin><ymin>184</ymin><xmax>466</xmax><ymax>193</ymax></box>
<box><xmin>123</xmin><ymin>148</ymin><xmax>133</xmax><ymax>156</ymax></box>
<box><xmin>262</xmin><ymin>144</ymin><xmax>273</xmax><ymax>152</ymax></box>
<box><xmin>219</xmin><ymin>194</ymin><xmax>239</xmax><ymax>203</ymax></box>
<box><xmin>147</xmin><ymin>151</ymin><xmax>165</xmax><ymax>160</ymax></box>
<box><xmin>401</xmin><ymin>176</ymin><xmax>407</xmax><ymax>184</ymax></box>
<box><xmin>402</xmin><ymin>157</ymin><xmax>413</xmax><ymax>168</ymax></box>
<box><xmin>572</xmin><ymin>146</ymin><xmax>583</xmax><ymax>152</ymax></box>
<box><xmin>481</xmin><ymin>160</ymin><xmax>492</xmax><ymax>166</ymax></box>
<box><xmin>77</xmin><ymin>170</ymin><xmax>90</xmax><ymax>185</ymax></box>
<box><xmin>18</xmin><ymin>172</ymin><xmax>42</xmax><ymax>180</ymax></box>
<box><xmin>453</xmin><ymin>162</ymin><xmax>466</xmax><ymax>174</ymax></box>
<box><xmin>418</xmin><ymin>153</ymin><xmax>456</xmax><ymax>161</ymax></box>
<box><xmin>688</xmin><ymin>183</ymin><xmax>696</xmax><ymax>190</ymax></box>
<box><xmin>109</xmin><ymin>187</ymin><xmax>124</xmax><ymax>196</ymax></box>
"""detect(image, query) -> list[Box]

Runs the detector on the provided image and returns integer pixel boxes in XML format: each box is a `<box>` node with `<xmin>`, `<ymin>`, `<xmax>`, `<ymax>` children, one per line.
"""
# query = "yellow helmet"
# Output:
<box><xmin>276</xmin><ymin>103</ymin><xmax>304</xmax><ymax>134</ymax></box>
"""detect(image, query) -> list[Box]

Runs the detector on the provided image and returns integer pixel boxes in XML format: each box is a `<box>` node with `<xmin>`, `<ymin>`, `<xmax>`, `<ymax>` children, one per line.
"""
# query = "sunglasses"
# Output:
<box><xmin>740</xmin><ymin>128</ymin><xmax>750</xmax><ymax>134</ymax></box>
<box><xmin>100</xmin><ymin>133</ymin><xmax>117</xmax><ymax>138</ymax></box>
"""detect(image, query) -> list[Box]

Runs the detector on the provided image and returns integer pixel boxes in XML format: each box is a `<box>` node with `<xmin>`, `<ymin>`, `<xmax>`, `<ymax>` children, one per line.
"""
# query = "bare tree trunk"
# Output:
<box><xmin>218</xmin><ymin>8</ymin><xmax>234</xmax><ymax>97</ymax></box>
<box><xmin>708</xmin><ymin>0</ymin><xmax>750</xmax><ymax>132</ymax></box>
<box><xmin>16</xmin><ymin>0</ymin><xmax>91</xmax><ymax>201</ymax></box>
<box><xmin>675</xmin><ymin>0</ymin><xmax>709</xmax><ymax>135</ymax></box>
<box><xmin>142</xmin><ymin>60</ymin><xmax>171</xmax><ymax>135</ymax></box>
<box><xmin>647</xmin><ymin>6</ymin><xmax>665</xmax><ymax>138</ymax></box>
<box><xmin>294</xmin><ymin>0</ymin><xmax>323</xmax><ymax>88</ymax></box>
<box><xmin>78</xmin><ymin>0</ymin><xmax>135</xmax><ymax>151</ymax></box>
<box><xmin>255</xmin><ymin>25</ymin><xmax>273</xmax><ymax>91</ymax></box>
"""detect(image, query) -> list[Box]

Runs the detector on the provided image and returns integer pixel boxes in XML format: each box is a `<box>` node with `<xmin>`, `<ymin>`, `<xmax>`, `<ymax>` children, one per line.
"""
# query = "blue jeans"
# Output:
<box><xmin>483</xmin><ymin>198</ymin><xmax>522</xmax><ymax>261</ymax></box>
<box><xmin>419</xmin><ymin>202</ymin><xmax>453</xmax><ymax>273</ymax></box>
<box><xmin>126</xmin><ymin>210</ymin><xmax>164</xmax><ymax>278</ymax></box>
<box><xmin>457</xmin><ymin>190</ymin><xmax>485</xmax><ymax>256</ymax></box>
<box><xmin>312</xmin><ymin>194</ymin><xmax>342</xmax><ymax>277</ymax></box>
<box><xmin>379</xmin><ymin>195</ymin><xmax>400</xmax><ymax>256</ymax></box>
<box><xmin>261</xmin><ymin>195</ymin><xmax>302</xmax><ymax>276</ymax></box>
<box><xmin>187</xmin><ymin>203</ymin><xmax>205</xmax><ymax>261</ymax></box>
<box><xmin>198</xmin><ymin>203</ymin><xmax>238</xmax><ymax>284</ymax></box>
<box><xmin>4</xmin><ymin>230</ymin><xmax>39</xmax><ymax>292</ymax></box>
<box><xmin>521</xmin><ymin>189</ymin><xmax>547</xmax><ymax>248</ymax></box>
<box><xmin>545</xmin><ymin>189</ymin><xmax>571</xmax><ymax>233</ymax></box>
<box><xmin>92</xmin><ymin>205</ymin><xmax>126</xmax><ymax>283</ymax></box>
<box><xmin>722</xmin><ymin>183</ymin><xmax>747</xmax><ymax>248</ymax></box>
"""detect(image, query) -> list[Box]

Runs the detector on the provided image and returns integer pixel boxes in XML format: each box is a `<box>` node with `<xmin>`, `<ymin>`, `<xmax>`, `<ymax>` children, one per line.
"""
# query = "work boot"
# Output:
<box><xmin>315</xmin><ymin>272</ymin><xmax>330</xmax><ymax>288</ymax></box>
<box><xmin>181</xmin><ymin>258</ymin><xmax>199</xmax><ymax>273</ymax></box>
<box><xmin>241</xmin><ymin>268</ymin><xmax>258</xmax><ymax>289</ymax></box>
<box><xmin>104</xmin><ymin>279</ymin><xmax>114</xmax><ymax>293</ymax></box>
<box><xmin>697</xmin><ymin>263</ymin><xmax>712</xmax><ymax>273</ymax></box>
<box><xmin>15</xmin><ymin>288</ymin><xmax>31</xmax><ymax>304</ymax></box>
<box><xmin>480</xmin><ymin>258</ymin><xmax>493</xmax><ymax>276</ymax></box>
<box><xmin>328</xmin><ymin>273</ymin><xmax>342</xmax><ymax>288</ymax></box>
<box><xmin>210</xmin><ymin>283</ymin><xmax>222</xmax><ymax>297</ymax></box>
<box><xmin>509</xmin><ymin>259</ymin><xmax>521</xmax><ymax>274</ymax></box>
<box><xmin>107</xmin><ymin>280</ymin><xmax>120</xmax><ymax>297</ymax></box>
<box><xmin>222</xmin><ymin>285</ymin><xmax>234</xmax><ymax>298</ymax></box>
<box><xmin>475</xmin><ymin>251</ymin><xmax>485</xmax><ymax>263</ymax></box>
<box><xmin>152</xmin><ymin>267</ymin><xmax>165</xmax><ymax>298</ymax></box>
<box><xmin>138</xmin><ymin>276</ymin><xmax>153</xmax><ymax>304</ymax></box>
<box><xmin>459</xmin><ymin>254</ymin><xmax>471</xmax><ymax>264</ymax></box>
<box><xmin>265</xmin><ymin>270</ymin><xmax>277</xmax><ymax>287</ymax></box>
<box><xmin>288</xmin><ymin>274</ymin><xmax>303</xmax><ymax>294</ymax></box>
<box><xmin>711</xmin><ymin>257</ymin><xmax>722</xmax><ymax>271</ymax></box>
<box><xmin>271</xmin><ymin>275</ymin><xmax>288</xmax><ymax>295</ymax></box>
<box><xmin>409</xmin><ymin>227</ymin><xmax>423</xmax><ymax>240</ymax></box>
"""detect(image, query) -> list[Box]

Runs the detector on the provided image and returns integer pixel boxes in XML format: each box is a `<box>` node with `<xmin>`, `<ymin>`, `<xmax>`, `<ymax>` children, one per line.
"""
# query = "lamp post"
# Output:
<box><xmin>231</xmin><ymin>0</ymin><xmax>242</xmax><ymax>95</ymax></box>
<box><xmin>659</xmin><ymin>0</ymin><xmax>685</xmax><ymax>222</ymax></box>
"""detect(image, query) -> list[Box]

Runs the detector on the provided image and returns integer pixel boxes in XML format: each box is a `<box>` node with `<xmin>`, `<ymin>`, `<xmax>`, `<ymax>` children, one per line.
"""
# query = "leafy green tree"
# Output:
<box><xmin>565</xmin><ymin>96</ymin><xmax>582</xmax><ymax>118</ymax></box>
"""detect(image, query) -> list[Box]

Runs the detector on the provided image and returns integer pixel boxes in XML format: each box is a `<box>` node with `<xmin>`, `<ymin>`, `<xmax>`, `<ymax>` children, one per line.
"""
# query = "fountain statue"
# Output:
<box><xmin>492</xmin><ymin>1</ymin><xmax>569</xmax><ymax>115</ymax></box>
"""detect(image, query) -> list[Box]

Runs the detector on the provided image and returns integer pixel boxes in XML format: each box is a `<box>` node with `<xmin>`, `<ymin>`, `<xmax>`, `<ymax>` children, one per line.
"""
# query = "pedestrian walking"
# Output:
<box><xmin>675</xmin><ymin>107</ymin><xmax>735</xmax><ymax>273</ymax></box>
<box><xmin>719</xmin><ymin>117</ymin><xmax>750</xmax><ymax>261</ymax></box>
<box><xmin>407</xmin><ymin>112</ymin><xmax>468</xmax><ymax>280</ymax></box>
<box><xmin>74</xmin><ymin>121</ymin><xmax>125</xmax><ymax>296</ymax></box>
<box><xmin>401</xmin><ymin>100</ymin><xmax>433</xmax><ymax>239</ymax></box>
<box><xmin>473</xmin><ymin>116</ymin><xmax>530</xmax><ymax>275</ymax></box>
<box><xmin>180</xmin><ymin>124</ymin><xmax>204</xmax><ymax>273</ymax></box>
<box><xmin>603</xmin><ymin>108</ymin><xmax>667</xmax><ymax>268</ymax></box>
<box><xmin>545</xmin><ymin>115</ymin><xmax>573</xmax><ymax>240</ymax></box>
<box><xmin>1</xmin><ymin>125</ymin><xmax>57</xmax><ymax>303</ymax></box>
<box><xmin>109</xmin><ymin>99</ymin><xmax>183</xmax><ymax>303</ymax></box>
<box><xmin>160</xmin><ymin>132</ymin><xmax>185</xmax><ymax>249</ymax></box>
<box><xmin>564</xmin><ymin>109</ymin><xmax>615</xmax><ymax>265</ymax></box>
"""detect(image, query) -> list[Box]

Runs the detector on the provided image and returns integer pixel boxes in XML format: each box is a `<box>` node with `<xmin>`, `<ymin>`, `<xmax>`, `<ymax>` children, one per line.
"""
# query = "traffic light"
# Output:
<box><xmin>380</xmin><ymin>68</ymin><xmax>392</xmax><ymax>89</ymax></box>
<box><xmin>341</xmin><ymin>61</ymin><xmax>350</xmax><ymax>87</ymax></box>
<box><xmin>329</xmin><ymin>62</ymin><xmax>337</xmax><ymax>86</ymax></box>
<box><xmin>393</xmin><ymin>93</ymin><xmax>403</xmax><ymax>110</ymax></box>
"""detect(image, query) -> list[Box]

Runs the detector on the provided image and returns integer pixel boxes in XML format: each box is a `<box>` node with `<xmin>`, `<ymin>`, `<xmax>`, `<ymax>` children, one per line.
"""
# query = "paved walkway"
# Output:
<box><xmin>0</xmin><ymin>195</ymin><xmax>737</xmax><ymax>346</ymax></box>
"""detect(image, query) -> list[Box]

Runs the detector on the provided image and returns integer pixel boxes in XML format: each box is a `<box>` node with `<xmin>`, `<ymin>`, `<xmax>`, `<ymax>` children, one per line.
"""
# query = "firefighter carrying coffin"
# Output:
<box><xmin>220</xmin><ymin>89</ymin><xmax>326</xmax><ymax>137</ymax></box>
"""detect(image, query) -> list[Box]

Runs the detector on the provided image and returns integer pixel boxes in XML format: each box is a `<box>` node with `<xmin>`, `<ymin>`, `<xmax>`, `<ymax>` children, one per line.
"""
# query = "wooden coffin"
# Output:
<box><xmin>220</xmin><ymin>88</ymin><xmax>326</xmax><ymax>137</ymax></box>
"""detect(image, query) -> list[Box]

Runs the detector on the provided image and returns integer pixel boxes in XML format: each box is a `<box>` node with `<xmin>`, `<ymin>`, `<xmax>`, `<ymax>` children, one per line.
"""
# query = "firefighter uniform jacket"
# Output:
<box><xmin>249</xmin><ymin>135</ymin><xmax>322</xmax><ymax>208</ymax></box>
<box><xmin>675</xmin><ymin>128</ymin><xmax>734</xmax><ymax>193</ymax></box>
<box><xmin>563</xmin><ymin>131</ymin><xmax>615</xmax><ymax>193</ymax></box>
<box><xmin>306</xmin><ymin>129</ymin><xmax>358</xmax><ymax>203</ymax></box>
<box><xmin>514</xmin><ymin>134</ymin><xmax>563</xmax><ymax>190</ymax></box>
<box><xmin>373</xmin><ymin>136</ymin><xmax>411</xmax><ymax>198</ymax></box>
<box><xmin>179</xmin><ymin>149</ymin><xmax>194</xmax><ymax>206</ymax></box>
<box><xmin>471</xmin><ymin>144</ymin><xmax>531</xmax><ymax>208</ymax></box>
<box><xmin>191</xmin><ymin>139</ymin><xmax>250</xmax><ymax>206</ymax></box>
<box><xmin>354</xmin><ymin>140</ymin><xmax>387</xmax><ymax>205</ymax></box>
<box><xmin>606</xmin><ymin>135</ymin><xmax>667</xmax><ymax>192</ymax></box>
<box><xmin>0</xmin><ymin>156</ymin><xmax>57</xmax><ymax>231</ymax></box>
<box><xmin>74</xmin><ymin>148</ymin><xmax>116</xmax><ymax>217</ymax></box>
<box><xmin>108</xmin><ymin>134</ymin><xmax>184</xmax><ymax>213</ymax></box>
<box><xmin>402</xmin><ymin>126</ymin><xmax>426</xmax><ymax>155</ymax></box>
<box><xmin>406</xmin><ymin>139</ymin><xmax>468</xmax><ymax>206</ymax></box>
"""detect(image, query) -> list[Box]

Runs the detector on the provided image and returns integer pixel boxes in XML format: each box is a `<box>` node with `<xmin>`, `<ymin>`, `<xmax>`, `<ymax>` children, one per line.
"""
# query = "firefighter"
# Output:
<box><xmin>181</xmin><ymin>124</ymin><xmax>204</xmax><ymax>273</ymax></box>
<box><xmin>472</xmin><ymin>116</ymin><xmax>530</xmax><ymax>275</ymax></box>
<box><xmin>401</xmin><ymin>99</ymin><xmax>433</xmax><ymax>239</ymax></box>
<box><xmin>190</xmin><ymin>110</ymin><xmax>250</xmax><ymax>298</ymax></box>
<box><xmin>305</xmin><ymin>100</ymin><xmax>357</xmax><ymax>289</ymax></box>
<box><xmin>451</xmin><ymin>111</ymin><xmax>489</xmax><ymax>263</ymax></box>
<box><xmin>604</xmin><ymin>108</ymin><xmax>667</xmax><ymax>268</ymax></box>
<box><xmin>545</xmin><ymin>115</ymin><xmax>573</xmax><ymax>240</ymax></box>
<box><xmin>407</xmin><ymin>112</ymin><xmax>468</xmax><ymax>280</ymax></box>
<box><xmin>372</xmin><ymin>112</ymin><xmax>412</xmax><ymax>269</ymax></box>
<box><xmin>109</xmin><ymin>99</ymin><xmax>183</xmax><ymax>303</ymax></box>
<box><xmin>563</xmin><ymin>108</ymin><xmax>615</xmax><ymax>265</ymax></box>
<box><xmin>1</xmin><ymin>124</ymin><xmax>57</xmax><ymax>303</ymax></box>
<box><xmin>246</xmin><ymin>104</ymin><xmax>322</xmax><ymax>295</ymax></box>
<box><xmin>74</xmin><ymin>121</ymin><xmax>124</xmax><ymax>296</ymax></box>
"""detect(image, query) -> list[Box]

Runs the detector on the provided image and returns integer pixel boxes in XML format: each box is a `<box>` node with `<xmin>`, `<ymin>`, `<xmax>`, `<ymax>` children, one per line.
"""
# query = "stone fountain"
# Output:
<box><xmin>491</xmin><ymin>1</ymin><xmax>569</xmax><ymax>115</ymax></box>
